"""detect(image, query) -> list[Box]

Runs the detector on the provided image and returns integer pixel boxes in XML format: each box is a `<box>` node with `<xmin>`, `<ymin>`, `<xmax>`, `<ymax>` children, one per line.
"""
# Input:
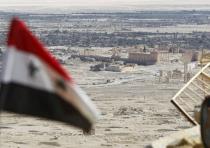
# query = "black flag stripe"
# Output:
<box><xmin>0</xmin><ymin>82</ymin><xmax>91</xmax><ymax>132</ymax></box>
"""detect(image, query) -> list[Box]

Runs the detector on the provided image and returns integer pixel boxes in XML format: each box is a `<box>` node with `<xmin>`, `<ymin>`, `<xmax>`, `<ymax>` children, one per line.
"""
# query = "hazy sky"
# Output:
<box><xmin>1</xmin><ymin>0</ymin><xmax>210</xmax><ymax>12</ymax></box>
<box><xmin>1</xmin><ymin>0</ymin><xmax>210</xmax><ymax>6</ymax></box>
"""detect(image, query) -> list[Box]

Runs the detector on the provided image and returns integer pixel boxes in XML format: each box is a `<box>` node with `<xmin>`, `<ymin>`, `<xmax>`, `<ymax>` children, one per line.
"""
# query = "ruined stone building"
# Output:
<box><xmin>128</xmin><ymin>51</ymin><xmax>159</xmax><ymax>65</ymax></box>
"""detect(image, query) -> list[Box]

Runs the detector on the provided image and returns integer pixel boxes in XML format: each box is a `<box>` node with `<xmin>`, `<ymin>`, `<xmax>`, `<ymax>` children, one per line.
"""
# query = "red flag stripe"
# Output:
<box><xmin>7</xmin><ymin>17</ymin><xmax>72</xmax><ymax>81</ymax></box>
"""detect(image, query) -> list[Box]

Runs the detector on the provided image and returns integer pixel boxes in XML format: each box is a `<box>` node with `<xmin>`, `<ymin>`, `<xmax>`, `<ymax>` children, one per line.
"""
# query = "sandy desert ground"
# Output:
<box><xmin>0</xmin><ymin>59</ymin><xmax>195</xmax><ymax>148</ymax></box>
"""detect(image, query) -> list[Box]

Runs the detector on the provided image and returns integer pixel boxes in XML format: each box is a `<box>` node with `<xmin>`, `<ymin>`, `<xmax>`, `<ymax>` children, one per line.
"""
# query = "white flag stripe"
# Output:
<box><xmin>65</xmin><ymin>84</ymin><xmax>99</xmax><ymax>123</ymax></box>
<box><xmin>44</xmin><ymin>61</ymin><xmax>100</xmax><ymax>123</ymax></box>
<box><xmin>1</xmin><ymin>47</ymin><xmax>54</xmax><ymax>92</ymax></box>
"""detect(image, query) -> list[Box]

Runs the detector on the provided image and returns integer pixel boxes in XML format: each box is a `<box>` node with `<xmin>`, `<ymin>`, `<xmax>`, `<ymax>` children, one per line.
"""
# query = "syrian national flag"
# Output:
<box><xmin>0</xmin><ymin>18</ymin><xmax>99</xmax><ymax>132</ymax></box>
